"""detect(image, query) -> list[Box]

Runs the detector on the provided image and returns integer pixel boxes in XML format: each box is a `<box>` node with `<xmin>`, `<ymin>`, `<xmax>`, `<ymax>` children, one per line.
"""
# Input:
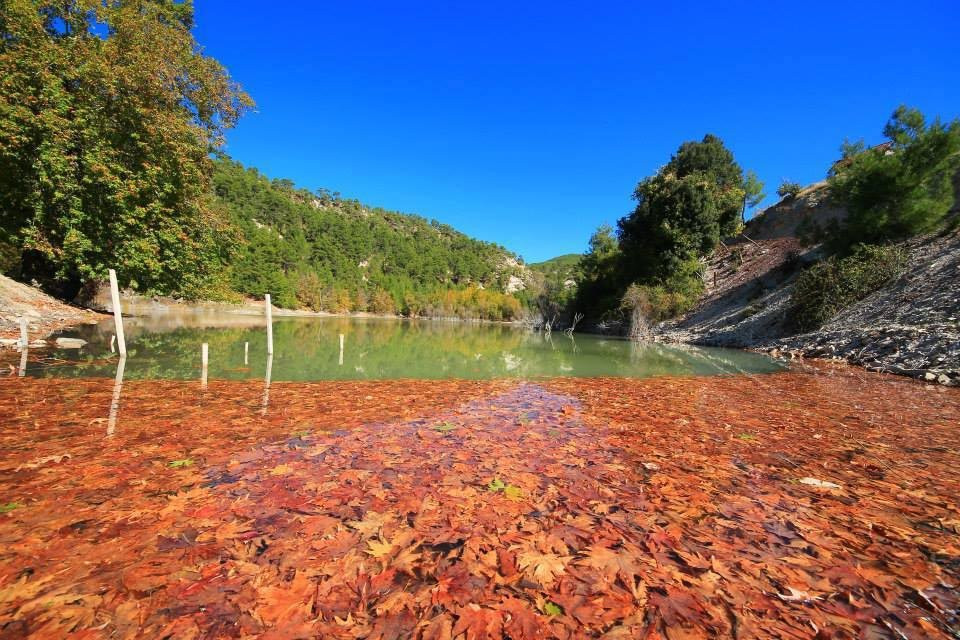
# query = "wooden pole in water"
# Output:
<box><xmin>18</xmin><ymin>316</ymin><xmax>28</xmax><ymax>349</ymax></box>
<box><xmin>108</xmin><ymin>269</ymin><xmax>127</xmax><ymax>356</ymax></box>
<box><xmin>265</xmin><ymin>294</ymin><xmax>274</xmax><ymax>355</ymax></box>
<box><xmin>18</xmin><ymin>347</ymin><xmax>27</xmax><ymax>377</ymax></box>
<box><xmin>244</xmin><ymin>341</ymin><xmax>249</xmax><ymax>365</ymax></box>
<box><xmin>201</xmin><ymin>343</ymin><xmax>209</xmax><ymax>389</ymax></box>
<box><xmin>338</xmin><ymin>333</ymin><xmax>344</xmax><ymax>366</ymax></box>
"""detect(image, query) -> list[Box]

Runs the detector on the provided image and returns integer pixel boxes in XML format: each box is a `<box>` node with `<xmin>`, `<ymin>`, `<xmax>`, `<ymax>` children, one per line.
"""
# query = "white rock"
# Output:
<box><xmin>55</xmin><ymin>337</ymin><xmax>87</xmax><ymax>348</ymax></box>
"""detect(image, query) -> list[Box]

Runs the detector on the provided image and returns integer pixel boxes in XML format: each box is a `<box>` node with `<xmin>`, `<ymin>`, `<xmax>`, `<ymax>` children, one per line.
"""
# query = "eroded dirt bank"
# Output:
<box><xmin>1</xmin><ymin>368</ymin><xmax>958</xmax><ymax>637</ymax></box>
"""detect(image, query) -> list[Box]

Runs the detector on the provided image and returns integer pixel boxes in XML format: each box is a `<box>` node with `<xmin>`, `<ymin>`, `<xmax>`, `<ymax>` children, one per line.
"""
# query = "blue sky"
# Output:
<box><xmin>194</xmin><ymin>1</ymin><xmax>960</xmax><ymax>263</ymax></box>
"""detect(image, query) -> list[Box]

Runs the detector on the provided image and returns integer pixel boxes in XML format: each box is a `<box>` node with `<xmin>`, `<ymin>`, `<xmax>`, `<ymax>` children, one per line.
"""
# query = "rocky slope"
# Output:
<box><xmin>0</xmin><ymin>274</ymin><xmax>102</xmax><ymax>346</ymax></box>
<box><xmin>656</xmin><ymin>182</ymin><xmax>960</xmax><ymax>385</ymax></box>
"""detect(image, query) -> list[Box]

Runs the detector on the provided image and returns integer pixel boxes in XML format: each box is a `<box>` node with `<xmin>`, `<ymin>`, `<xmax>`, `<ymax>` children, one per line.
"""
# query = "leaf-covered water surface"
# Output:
<box><xmin>0</xmin><ymin>365</ymin><xmax>958</xmax><ymax>638</ymax></box>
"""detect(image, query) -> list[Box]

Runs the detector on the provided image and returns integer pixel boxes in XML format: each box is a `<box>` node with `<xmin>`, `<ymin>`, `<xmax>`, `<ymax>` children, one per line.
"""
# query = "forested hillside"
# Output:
<box><xmin>213</xmin><ymin>158</ymin><xmax>524</xmax><ymax>319</ymax></box>
<box><xmin>528</xmin><ymin>254</ymin><xmax>580</xmax><ymax>281</ymax></box>
<box><xmin>0</xmin><ymin>2</ymin><xmax>525</xmax><ymax>322</ymax></box>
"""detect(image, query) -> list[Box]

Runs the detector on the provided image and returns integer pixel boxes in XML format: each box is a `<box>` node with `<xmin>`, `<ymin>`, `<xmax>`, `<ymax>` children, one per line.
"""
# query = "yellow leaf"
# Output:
<box><xmin>366</xmin><ymin>537</ymin><xmax>394</xmax><ymax>559</ymax></box>
<box><xmin>517</xmin><ymin>550</ymin><xmax>569</xmax><ymax>586</ymax></box>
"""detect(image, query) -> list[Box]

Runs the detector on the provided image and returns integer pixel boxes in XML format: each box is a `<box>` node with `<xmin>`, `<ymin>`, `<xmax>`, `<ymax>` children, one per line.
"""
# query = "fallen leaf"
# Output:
<box><xmin>799</xmin><ymin>477</ymin><xmax>841</xmax><ymax>489</ymax></box>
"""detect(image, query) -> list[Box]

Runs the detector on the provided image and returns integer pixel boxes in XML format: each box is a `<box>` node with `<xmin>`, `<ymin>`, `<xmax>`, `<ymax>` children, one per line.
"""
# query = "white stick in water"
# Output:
<box><xmin>19</xmin><ymin>317</ymin><xmax>28</xmax><ymax>349</ymax></box>
<box><xmin>265</xmin><ymin>294</ymin><xmax>274</xmax><ymax>355</ymax></box>
<box><xmin>244</xmin><ymin>341</ymin><xmax>249</xmax><ymax>366</ymax></box>
<box><xmin>201</xmin><ymin>342</ymin><xmax>209</xmax><ymax>389</ymax></box>
<box><xmin>108</xmin><ymin>269</ymin><xmax>127</xmax><ymax>356</ymax></box>
<box><xmin>339</xmin><ymin>333</ymin><xmax>344</xmax><ymax>366</ymax></box>
<box><xmin>18</xmin><ymin>347</ymin><xmax>27</xmax><ymax>377</ymax></box>
<box><xmin>107</xmin><ymin>355</ymin><xmax>127</xmax><ymax>437</ymax></box>
<box><xmin>261</xmin><ymin>353</ymin><xmax>273</xmax><ymax>415</ymax></box>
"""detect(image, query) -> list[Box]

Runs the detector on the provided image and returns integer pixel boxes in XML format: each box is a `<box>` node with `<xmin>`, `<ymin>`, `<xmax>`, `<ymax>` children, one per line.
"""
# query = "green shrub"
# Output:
<box><xmin>789</xmin><ymin>244</ymin><xmax>906</xmax><ymax>332</ymax></box>
<box><xmin>0</xmin><ymin>241</ymin><xmax>19</xmax><ymax>276</ymax></box>
<box><xmin>621</xmin><ymin>271</ymin><xmax>704</xmax><ymax>323</ymax></box>
<box><xmin>827</xmin><ymin>106</ymin><xmax>960</xmax><ymax>252</ymax></box>
<box><xmin>777</xmin><ymin>180</ymin><xmax>803</xmax><ymax>200</ymax></box>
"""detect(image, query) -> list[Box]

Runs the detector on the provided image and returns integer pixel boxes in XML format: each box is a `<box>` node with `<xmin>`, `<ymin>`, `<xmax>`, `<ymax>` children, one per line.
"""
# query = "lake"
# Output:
<box><xmin>27</xmin><ymin>315</ymin><xmax>785</xmax><ymax>380</ymax></box>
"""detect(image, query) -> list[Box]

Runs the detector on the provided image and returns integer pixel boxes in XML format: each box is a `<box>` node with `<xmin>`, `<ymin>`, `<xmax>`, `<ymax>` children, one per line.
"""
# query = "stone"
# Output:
<box><xmin>55</xmin><ymin>337</ymin><xmax>87</xmax><ymax>349</ymax></box>
<box><xmin>0</xmin><ymin>338</ymin><xmax>19</xmax><ymax>347</ymax></box>
<box><xmin>937</xmin><ymin>374</ymin><xmax>951</xmax><ymax>386</ymax></box>
<box><xmin>923</xmin><ymin>372</ymin><xmax>937</xmax><ymax>381</ymax></box>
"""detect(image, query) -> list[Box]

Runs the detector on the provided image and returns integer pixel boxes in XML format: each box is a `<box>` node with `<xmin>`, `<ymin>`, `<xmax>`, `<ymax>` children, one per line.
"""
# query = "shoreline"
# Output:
<box><xmin>3</xmin><ymin>281</ymin><xmax>954</xmax><ymax>387</ymax></box>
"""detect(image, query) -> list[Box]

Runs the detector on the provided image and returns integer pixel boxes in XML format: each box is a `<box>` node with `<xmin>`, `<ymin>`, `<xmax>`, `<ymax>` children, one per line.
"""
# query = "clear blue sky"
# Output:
<box><xmin>194</xmin><ymin>1</ymin><xmax>960</xmax><ymax>263</ymax></box>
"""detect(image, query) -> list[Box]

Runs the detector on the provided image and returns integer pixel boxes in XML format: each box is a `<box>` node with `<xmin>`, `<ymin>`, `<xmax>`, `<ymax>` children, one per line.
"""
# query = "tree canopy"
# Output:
<box><xmin>617</xmin><ymin>134</ymin><xmax>748</xmax><ymax>284</ymax></box>
<box><xmin>0</xmin><ymin>0</ymin><xmax>252</xmax><ymax>299</ymax></box>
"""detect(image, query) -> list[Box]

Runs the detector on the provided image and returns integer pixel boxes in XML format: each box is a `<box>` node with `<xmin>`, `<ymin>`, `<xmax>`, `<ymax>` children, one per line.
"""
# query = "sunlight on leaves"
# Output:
<box><xmin>168</xmin><ymin>459</ymin><xmax>194</xmax><ymax>468</ymax></box>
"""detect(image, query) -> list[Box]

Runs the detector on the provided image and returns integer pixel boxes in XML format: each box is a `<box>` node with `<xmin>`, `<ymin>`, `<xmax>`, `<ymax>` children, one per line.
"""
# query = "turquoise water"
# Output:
<box><xmin>29</xmin><ymin>316</ymin><xmax>784</xmax><ymax>380</ymax></box>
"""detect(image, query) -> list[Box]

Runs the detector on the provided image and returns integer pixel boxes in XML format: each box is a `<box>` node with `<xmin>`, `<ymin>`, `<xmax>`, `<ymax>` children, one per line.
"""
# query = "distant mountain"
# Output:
<box><xmin>211</xmin><ymin>158</ymin><xmax>524</xmax><ymax>319</ymax></box>
<box><xmin>529</xmin><ymin>254</ymin><xmax>581</xmax><ymax>281</ymax></box>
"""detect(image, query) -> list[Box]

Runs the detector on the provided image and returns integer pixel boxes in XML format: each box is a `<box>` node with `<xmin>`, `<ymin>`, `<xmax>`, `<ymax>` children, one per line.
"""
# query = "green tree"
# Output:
<box><xmin>0</xmin><ymin>0</ymin><xmax>252</xmax><ymax>298</ymax></box>
<box><xmin>571</xmin><ymin>224</ymin><xmax>622</xmax><ymax>317</ymax></box>
<box><xmin>828</xmin><ymin>105</ymin><xmax>960</xmax><ymax>251</ymax></box>
<box><xmin>617</xmin><ymin>134</ymin><xmax>748</xmax><ymax>286</ymax></box>
<box><xmin>777</xmin><ymin>180</ymin><xmax>803</xmax><ymax>199</ymax></box>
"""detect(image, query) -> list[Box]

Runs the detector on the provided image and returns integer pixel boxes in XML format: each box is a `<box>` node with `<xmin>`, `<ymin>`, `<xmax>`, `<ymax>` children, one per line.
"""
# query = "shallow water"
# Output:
<box><xmin>31</xmin><ymin>316</ymin><xmax>784</xmax><ymax>380</ymax></box>
<box><xmin>6</xmin><ymin>317</ymin><xmax>959</xmax><ymax>637</ymax></box>
<box><xmin>0</xmin><ymin>367</ymin><xmax>958</xmax><ymax>637</ymax></box>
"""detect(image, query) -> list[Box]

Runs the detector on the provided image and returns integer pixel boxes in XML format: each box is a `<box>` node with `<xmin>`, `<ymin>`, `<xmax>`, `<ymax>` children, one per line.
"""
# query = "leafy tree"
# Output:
<box><xmin>827</xmin><ymin>105</ymin><xmax>960</xmax><ymax>251</ymax></box>
<box><xmin>836</xmin><ymin>138</ymin><xmax>867</xmax><ymax>165</ymax></box>
<box><xmin>777</xmin><ymin>180</ymin><xmax>803</xmax><ymax>199</ymax></box>
<box><xmin>295</xmin><ymin>271</ymin><xmax>325</xmax><ymax>311</ymax></box>
<box><xmin>0</xmin><ymin>0</ymin><xmax>252</xmax><ymax>298</ymax></box>
<box><xmin>572</xmin><ymin>224</ymin><xmax>623</xmax><ymax>316</ymax></box>
<box><xmin>370</xmin><ymin>288</ymin><xmax>396</xmax><ymax>315</ymax></box>
<box><xmin>742</xmin><ymin>170</ymin><xmax>766</xmax><ymax>222</ymax></box>
<box><xmin>618</xmin><ymin>135</ymin><xmax>747</xmax><ymax>284</ymax></box>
